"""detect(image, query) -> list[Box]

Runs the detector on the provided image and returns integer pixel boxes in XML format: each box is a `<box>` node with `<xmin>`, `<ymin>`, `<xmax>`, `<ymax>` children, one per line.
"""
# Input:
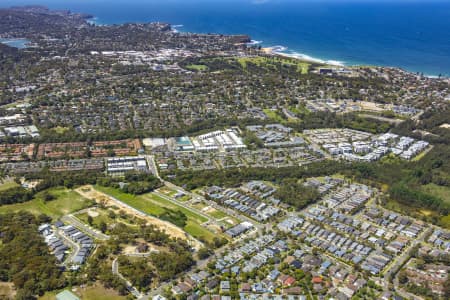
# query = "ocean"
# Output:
<box><xmin>1</xmin><ymin>0</ymin><xmax>450</xmax><ymax>76</ymax></box>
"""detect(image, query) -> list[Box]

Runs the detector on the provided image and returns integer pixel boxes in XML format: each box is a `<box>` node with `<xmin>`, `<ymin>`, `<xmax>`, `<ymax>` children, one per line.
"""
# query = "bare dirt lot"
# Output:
<box><xmin>87</xmin><ymin>208</ymin><xmax>100</xmax><ymax>217</ymax></box>
<box><xmin>0</xmin><ymin>282</ymin><xmax>15</xmax><ymax>300</ymax></box>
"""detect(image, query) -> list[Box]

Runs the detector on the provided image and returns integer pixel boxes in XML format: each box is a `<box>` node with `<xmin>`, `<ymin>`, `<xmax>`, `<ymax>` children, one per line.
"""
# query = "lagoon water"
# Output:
<box><xmin>0</xmin><ymin>38</ymin><xmax>30</xmax><ymax>48</ymax></box>
<box><xmin>1</xmin><ymin>0</ymin><xmax>450</xmax><ymax>76</ymax></box>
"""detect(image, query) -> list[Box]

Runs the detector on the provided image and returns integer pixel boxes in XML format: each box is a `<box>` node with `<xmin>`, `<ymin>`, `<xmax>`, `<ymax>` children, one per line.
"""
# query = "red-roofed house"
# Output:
<box><xmin>312</xmin><ymin>276</ymin><xmax>323</xmax><ymax>284</ymax></box>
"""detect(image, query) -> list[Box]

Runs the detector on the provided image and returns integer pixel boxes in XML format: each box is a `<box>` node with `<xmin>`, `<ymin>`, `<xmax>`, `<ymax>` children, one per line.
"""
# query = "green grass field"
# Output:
<box><xmin>237</xmin><ymin>56</ymin><xmax>268</xmax><ymax>69</ymax></box>
<box><xmin>296</xmin><ymin>63</ymin><xmax>310</xmax><ymax>74</ymax></box>
<box><xmin>0</xmin><ymin>187</ymin><xmax>94</xmax><ymax>219</ymax></box>
<box><xmin>386</xmin><ymin>198</ymin><xmax>450</xmax><ymax>229</ymax></box>
<box><xmin>0</xmin><ymin>180</ymin><xmax>19</xmax><ymax>191</ymax></box>
<box><xmin>79</xmin><ymin>285</ymin><xmax>127</xmax><ymax>300</ymax></box>
<box><xmin>177</xmin><ymin>195</ymin><xmax>191</xmax><ymax>202</ymax></box>
<box><xmin>39</xmin><ymin>291</ymin><xmax>58</xmax><ymax>300</ymax></box>
<box><xmin>95</xmin><ymin>185</ymin><xmax>166</xmax><ymax>215</ymax></box>
<box><xmin>77</xmin><ymin>211</ymin><xmax>111</xmax><ymax>230</ymax></box>
<box><xmin>39</xmin><ymin>284</ymin><xmax>126</xmax><ymax>300</ymax></box>
<box><xmin>422</xmin><ymin>183</ymin><xmax>450</xmax><ymax>204</ymax></box>
<box><xmin>385</xmin><ymin>199</ymin><xmax>403</xmax><ymax>212</ymax></box>
<box><xmin>142</xmin><ymin>193</ymin><xmax>208</xmax><ymax>223</ymax></box>
<box><xmin>192</xmin><ymin>202</ymin><xmax>207</xmax><ymax>210</ymax></box>
<box><xmin>207</xmin><ymin>208</ymin><xmax>228</xmax><ymax>220</ymax></box>
<box><xmin>237</xmin><ymin>56</ymin><xmax>310</xmax><ymax>74</ymax></box>
<box><xmin>440</xmin><ymin>215</ymin><xmax>450</xmax><ymax>229</ymax></box>
<box><xmin>184</xmin><ymin>220</ymin><xmax>216</xmax><ymax>242</ymax></box>
<box><xmin>288</xmin><ymin>105</ymin><xmax>310</xmax><ymax>116</ymax></box>
<box><xmin>380</xmin><ymin>153</ymin><xmax>403</xmax><ymax>164</ymax></box>
<box><xmin>412</xmin><ymin>146</ymin><xmax>432</xmax><ymax>161</ymax></box>
<box><xmin>191</xmin><ymin>203</ymin><xmax>228</xmax><ymax>220</ymax></box>
<box><xmin>158</xmin><ymin>186</ymin><xmax>177</xmax><ymax>197</ymax></box>
<box><xmin>219</xmin><ymin>218</ymin><xmax>239</xmax><ymax>229</ymax></box>
<box><xmin>263</xmin><ymin>108</ymin><xmax>285</xmax><ymax>123</ymax></box>
<box><xmin>186</xmin><ymin>64</ymin><xmax>208</xmax><ymax>71</ymax></box>
<box><xmin>53</xmin><ymin>126</ymin><xmax>70</xmax><ymax>134</ymax></box>
<box><xmin>76</xmin><ymin>207</ymin><xmax>139</xmax><ymax>231</ymax></box>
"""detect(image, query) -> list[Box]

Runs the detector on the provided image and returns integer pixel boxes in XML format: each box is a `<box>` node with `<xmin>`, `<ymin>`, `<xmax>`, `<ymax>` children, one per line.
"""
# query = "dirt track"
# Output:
<box><xmin>75</xmin><ymin>185</ymin><xmax>201</xmax><ymax>248</ymax></box>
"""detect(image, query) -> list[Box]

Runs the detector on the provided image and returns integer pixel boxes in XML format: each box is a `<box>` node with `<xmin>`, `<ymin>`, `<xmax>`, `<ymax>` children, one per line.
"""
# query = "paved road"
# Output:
<box><xmin>61</xmin><ymin>214</ymin><xmax>110</xmax><ymax>240</ymax></box>
<box><xmin>384</xmin><ymin>227</ymin><xmax>432</xmax><ymax>290</ymax></box>
<box><xmin>282</xmin><ymin>107</ymin><xmax>299</xmax><ymax>120</ymax></box>
<box><xmin>56</xmin><ymin>229</ymin><xmax>80</xmax><ymax>266</ymax></box>
<box><xmin>112</xmin><ymin>258</ymin><xmax>143</xmax><ymax>299</ymax></box>
<box><xmin>411</xmin><ymin>110</ymin><xmax>424</xmax><ymax>122</ymax></box>
<box><xmin>146</xmin><ymin>155</ymin><xmax>161</xmax><ymax>179</ymax></box>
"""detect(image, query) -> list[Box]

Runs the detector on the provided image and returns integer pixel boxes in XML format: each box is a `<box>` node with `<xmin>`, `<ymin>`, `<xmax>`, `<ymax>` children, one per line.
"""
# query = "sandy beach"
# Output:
<box><xmin>262</xmin><ymin>46</ymin><xmax>344</xmax><ymax>66</ymax></box>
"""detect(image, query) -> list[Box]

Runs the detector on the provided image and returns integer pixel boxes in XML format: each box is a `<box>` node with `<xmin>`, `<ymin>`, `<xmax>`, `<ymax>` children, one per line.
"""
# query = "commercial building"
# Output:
<box><xmin>106</xmin><ymin>156</ymin><xmax>148</xmax><ymax>176</ymax></box>
<box><xmin>191</xmin><ymin>129</ymin><xmax>246</xmax><ymax>152</ymax></box>
<box><xmin>3</xmin><ymin>125</ymin><xmax>40</xmax><ymax>138</ymax></box>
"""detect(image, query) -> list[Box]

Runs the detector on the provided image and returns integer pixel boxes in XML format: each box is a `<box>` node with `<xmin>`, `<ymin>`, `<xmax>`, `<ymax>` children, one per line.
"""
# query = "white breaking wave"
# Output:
<box><xmin>247</xmin><ymin>40</ymin><xmax>263</xmax><ymax>45</ymax></box>
<box><xmin>324</xmin><ymin>60</ymin><xmax>345</xmax><ymax>66</ymax></box>
<box><xmin>270</xmin><ymin>46</ymin><xmax>345</xmax><ymax>66</ymax></box>
<box><xmin>171</xmin><ymin>24</ymin><xmax>184</xmax><ymax>33</ymax></box>
<box><xmin>87</xmin><ymin>17</ymin><xmax>99</xmax><ymax>25</ymax></box>
<box><xmin>270</xmin><ymin>45</ymin><xmax>288</xmax><ymax>52</ymax></box>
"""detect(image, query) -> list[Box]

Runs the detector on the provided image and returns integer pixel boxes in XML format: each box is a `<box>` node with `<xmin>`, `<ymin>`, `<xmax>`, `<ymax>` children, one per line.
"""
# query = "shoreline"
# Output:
<box><xmin>261</xmin><ymin>46</ymin><xmax>344</xmax><ymax>67</ymax></box>
<box><xmin>84</xmin><ymin>18</ymin><xmax>355</xmax><ymax>70</ymax></box>
<box><xmin>83</xmin><ymin>16</ymin><xmax>447</xmax><ymax>78</ymax></box>
<box><xmin>259</xmin><ymin>45</ymin><xmax>446</xmax><ymax>78</ymax></box>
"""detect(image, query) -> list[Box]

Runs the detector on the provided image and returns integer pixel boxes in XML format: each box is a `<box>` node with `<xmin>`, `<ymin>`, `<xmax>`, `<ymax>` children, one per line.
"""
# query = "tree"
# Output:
<box><xmin>444</xmin><ymin>276</ymin><xmax>450</xmax><ymax>298</ymax></box>
<box><xmin>415</xmin><ymin>259</ymin><xmax>425</xmax><ymax>270</ymax></box>
<box><xmin>37</xmin><ymin>214</ymin><xmax>52</xmax><ymax>224</ymax></box>
<box><xmin>212</xmin><ymin>236</ymin><xmax>228</xmax><ymax>249</ymax></box>
<box><xmin>197</xmin><ymin>247</ymin><xmax>213</xmax><ymax>259</ymax></box>
<box><xmin>42</xmin><ymin>191</ymin><xmax>55</xmax><ymax>202</ymax></box>
<box><xmin>87</xmin><ymin>215</ymin><xmax>93</xmax><ymax>225</ymax></box>
<box><xmin>109</xmin><ymin>211</ymin><xmax>116</xmax><ymax>219</ymax></box>
<box><xmin>398</xmin><ymin>271</ymin><xmax>408</xmax><ymax>284</ymax></box>
<box><xmin>99</xmin><ymin>221</ymin><xmax>107</xmax><ymax>233</ymax></box>
<box><xmin>107</xmin><ymin>149</ymin><xmax>116</xmax><ymax>157</ymax></box>
<box><xmin>0</xmin><ymin>212</ymin><xmax>66</xmax><ymax>296</ymax></box>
